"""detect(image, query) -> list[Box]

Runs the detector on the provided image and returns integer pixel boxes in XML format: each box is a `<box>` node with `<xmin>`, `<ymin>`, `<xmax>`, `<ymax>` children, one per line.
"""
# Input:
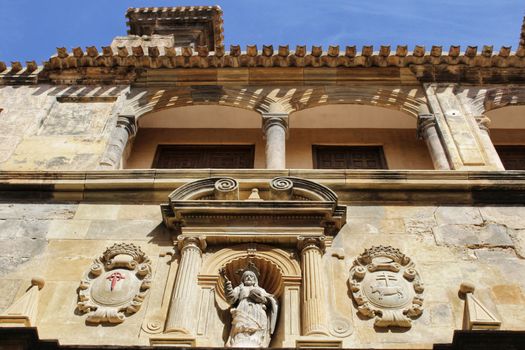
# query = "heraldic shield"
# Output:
<box><xmin>349</xmin><ymin>246</ymin><xmax>424</xmax><ymax>328</ymax></box>
<box><xmin>77</xmin><ymin>243</ymin><xmax>152</xmax><ymax>324</ymax></box>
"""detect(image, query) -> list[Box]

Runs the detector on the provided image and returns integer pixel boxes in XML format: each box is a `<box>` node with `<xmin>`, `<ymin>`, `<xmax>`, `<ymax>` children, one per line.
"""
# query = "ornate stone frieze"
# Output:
<box><xmin>77</xmin><ymin>243</ymin><xmax>152</xmax><ymax>324</ymax></box>
<box><xmin>349</xmin><ymin>246</ymin><xmax>424</xmax><ymax>328</ymax></box>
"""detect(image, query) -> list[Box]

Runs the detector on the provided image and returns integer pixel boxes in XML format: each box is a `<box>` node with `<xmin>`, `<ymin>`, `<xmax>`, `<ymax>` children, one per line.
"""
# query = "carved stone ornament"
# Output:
<box><xmin>77</xmin><ymin>243</ymin><xmax>152</xmax><ymax>324</ymax></box>
<box><xmin>349</xmin><ymin>246</ymin><xmax>424</xmax><ymax>328</ymax></box>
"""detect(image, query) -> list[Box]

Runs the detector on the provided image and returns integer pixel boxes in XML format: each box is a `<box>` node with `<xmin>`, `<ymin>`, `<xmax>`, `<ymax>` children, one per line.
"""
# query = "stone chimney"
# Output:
<box><xmin>121</xmin><ymin>6</ymin><xmax>224</xmax><ymax>51</ymax></box>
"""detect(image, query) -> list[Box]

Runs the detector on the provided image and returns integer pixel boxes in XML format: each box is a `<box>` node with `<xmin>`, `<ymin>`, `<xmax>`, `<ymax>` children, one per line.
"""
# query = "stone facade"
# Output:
<box><xmin>1</xmin><ymin>5</ymin><xmax>525</xmax><ymax>349</ymax></box>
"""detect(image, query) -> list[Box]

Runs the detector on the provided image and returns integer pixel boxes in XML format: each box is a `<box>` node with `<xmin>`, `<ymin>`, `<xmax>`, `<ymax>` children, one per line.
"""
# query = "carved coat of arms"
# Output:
<box><xmin>77</xmin><ymin>243</ymin><xmax>152</xmax><ymax>324</ymax></box>
<box><xmin>349</xmin><ymin>246</ymin><xmax>424</xmax><ymax>328</ymax></box>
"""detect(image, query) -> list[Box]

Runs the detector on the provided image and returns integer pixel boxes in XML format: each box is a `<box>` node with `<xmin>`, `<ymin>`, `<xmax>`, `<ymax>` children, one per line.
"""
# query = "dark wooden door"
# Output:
<box><xmin>153</xmin><ymin>145</ymin><xmax>255</xmax><ymax>168</ymax></box>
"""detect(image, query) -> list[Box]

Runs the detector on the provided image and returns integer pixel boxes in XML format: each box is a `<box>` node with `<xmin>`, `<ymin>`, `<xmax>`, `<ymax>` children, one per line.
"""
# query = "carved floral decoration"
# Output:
<box><xmin>349</xmin><ymin>246</ymin><xmax>424</xmax><ymax>328</ymax></box>
<box><xmin>77</xmin><ymin>243</ymin><xmax>152</xmax><ymax>324</ymax></box>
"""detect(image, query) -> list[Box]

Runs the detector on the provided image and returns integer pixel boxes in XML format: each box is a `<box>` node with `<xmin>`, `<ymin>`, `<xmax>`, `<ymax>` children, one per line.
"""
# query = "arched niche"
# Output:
<box><xmin>199</xmin><ymin>244</ymin><xmax>301</xmax><ymax>302</ymax></box>
<box><xmin>197</xmin><ymin>244</ymin><xmax>302</xmax><ymax>347</ymax></box>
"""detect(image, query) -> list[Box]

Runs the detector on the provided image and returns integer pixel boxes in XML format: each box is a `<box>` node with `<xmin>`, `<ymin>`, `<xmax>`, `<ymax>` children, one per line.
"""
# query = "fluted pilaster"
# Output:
<box><xmin>298</xmin><ymin>237</ymin><xmax>329</xmax><ymax>336</ymax></box>
<box><xmin>165</xmin><ymin>236</ymin><xmax>206</xmax><ymax>334</ymax></box>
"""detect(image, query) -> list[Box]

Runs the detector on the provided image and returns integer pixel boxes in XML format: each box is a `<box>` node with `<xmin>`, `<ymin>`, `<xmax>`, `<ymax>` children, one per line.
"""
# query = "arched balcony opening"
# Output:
<box><xmin>486</xmin><ymin>105</ymin><xmax>525</xmax><ymax>170</ymax></box>
<box><xmin>124</xmin><ymin>105</ymin><xmax>265</xmax><ymax>169</ymax></box>
<box><xmin>287</xmin><ymin>104</ymin><xmax>433</xmax><ymax>170</ymax></box>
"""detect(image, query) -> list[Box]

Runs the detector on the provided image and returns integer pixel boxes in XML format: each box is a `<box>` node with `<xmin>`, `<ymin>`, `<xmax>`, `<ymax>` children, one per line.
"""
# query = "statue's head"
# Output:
<box><xmin>241</xmin><ymin>270</ymin><xmax>258</xmax><ymax>287</ymax></box>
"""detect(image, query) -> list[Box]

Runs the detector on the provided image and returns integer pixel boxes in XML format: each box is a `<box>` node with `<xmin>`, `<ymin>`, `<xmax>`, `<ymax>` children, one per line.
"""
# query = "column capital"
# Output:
<box><xmin>117</xmin><ymin>115</ymin><xmax>137</xmax><ymax>137</ymax></box>
<box><xmin>176</xmin><ymin>235</ymin><xmax>207</xmax><ymax>253</ymax></box>
<box><xmin>297</xmin><ymin>236</ymin><xmax>325</xmax><ymax>253</ymax></box>
<box><xmin>416</xmin><ymin>113</ymin><xmax>436</xmax><ymax>140</ymax></box>
<box><xmin>261</xmin><ymin>113</ymin><xmax>289</xmax><ymax>137</ymax></box>
<box><xmin>475</xmin><ymin>115</ymin><xmax>491</xmax><ymax>132</ymax></box>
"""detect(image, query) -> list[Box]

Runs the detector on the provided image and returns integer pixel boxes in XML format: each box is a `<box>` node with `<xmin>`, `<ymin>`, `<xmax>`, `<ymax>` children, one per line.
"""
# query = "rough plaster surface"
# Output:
<box><xmin>0</xmin><ymin>85</ymin><xmax>121</xmax><ymax>171</ymax></box>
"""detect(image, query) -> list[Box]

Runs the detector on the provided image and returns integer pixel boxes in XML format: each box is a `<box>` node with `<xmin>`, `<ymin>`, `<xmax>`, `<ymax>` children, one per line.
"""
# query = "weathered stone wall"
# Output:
<box><xmin>0</xmin><ymin>86</ymin><xmax>125</xmax><ymax>170</ymax></box>
<box><xmin>1</xmin><ymin>202</ymin><xmax>524</xmax><ymax>347</ymax></box>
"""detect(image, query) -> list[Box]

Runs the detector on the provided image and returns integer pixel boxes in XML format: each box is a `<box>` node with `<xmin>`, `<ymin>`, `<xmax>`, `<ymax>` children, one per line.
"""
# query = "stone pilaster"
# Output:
<box><xmin>475</xmin><ymin>116</ymin><xmax>505</xmax><ymax>170</ymax></box>
<box><xmin>298</xmin><ymin>237</ymin><xmax>329</xmax><ymax>336</ymax></box>
<box><xmin>417</xmin><ymin>108</ymin><xmax>450</xmax><ymax>170</ymax></box>
<box><xmin>98</xmin><ymin>115</ymin><xmax>137</xmax><ymax>169</ymax></box>
<box><xmin>262</xmin><ymin>112</ymin><xmax>288</xmax><ymax>169</ymax></box>
<box><xmin>165</xmin><ymin>236</ymin><xmax>206</xmax><ymax>334</ymax></box>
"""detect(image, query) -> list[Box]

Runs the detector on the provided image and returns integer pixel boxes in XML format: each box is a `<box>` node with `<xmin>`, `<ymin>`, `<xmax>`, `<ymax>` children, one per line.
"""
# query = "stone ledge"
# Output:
<box><xmin>0</xmin><ymin>170</ymin><xmax>525</xmax><ymax>204</ymax></box>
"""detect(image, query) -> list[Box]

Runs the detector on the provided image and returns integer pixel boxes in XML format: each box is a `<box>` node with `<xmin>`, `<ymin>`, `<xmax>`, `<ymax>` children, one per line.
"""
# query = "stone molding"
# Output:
<box><xmin>161</xmin><ymin>176</ymin><xmax>346</xmax><ymax>238</ymax></box>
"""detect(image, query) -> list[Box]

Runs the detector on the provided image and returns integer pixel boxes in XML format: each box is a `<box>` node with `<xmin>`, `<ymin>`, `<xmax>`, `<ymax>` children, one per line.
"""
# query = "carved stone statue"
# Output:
<box><xmin>220</xmin><ymin>262</ymin><xmax>278</xmax><ymax>348</ymax></box>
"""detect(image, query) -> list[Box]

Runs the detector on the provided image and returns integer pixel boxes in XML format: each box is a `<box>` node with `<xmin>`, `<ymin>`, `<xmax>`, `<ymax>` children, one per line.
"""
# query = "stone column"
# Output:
<box><xmin>262</xmin><ymin>112</ymin><xmax>288</xmax><ymax>169</ymax></box>
<box><xmin>298</xmin><ymin>237</ymin><xmax>329</xmax><ymax>336</ymax></box>
<box><xmin>98</xmin><ymin>115</ymin><xmax>136</xmax><ymax>169</ymax></box>
<box><xmin>475</xmin><ymin>116</ymin><xmax>505</xmax><ymax>170</ymax></box>
<box><xmin>417</xmin><ymin>107</ymin><xmax>450</xmax><ymax>170</ymax></box>
<box><xmin>165</xmin><ymin>236</ymin><xmax>206</xmax><ymax>334</ymax></box>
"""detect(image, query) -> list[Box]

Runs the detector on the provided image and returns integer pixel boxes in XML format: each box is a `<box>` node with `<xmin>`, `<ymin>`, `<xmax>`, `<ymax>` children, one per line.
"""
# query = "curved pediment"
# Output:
<box><xmin>168</xmin><ymin>176</ymin><xmax>339</xmax><ymax>202</ymax></box>
<box><xmin>161</xmin><ymin>176</ymin><xmax>346</xmax><ymax>240</ymax></box>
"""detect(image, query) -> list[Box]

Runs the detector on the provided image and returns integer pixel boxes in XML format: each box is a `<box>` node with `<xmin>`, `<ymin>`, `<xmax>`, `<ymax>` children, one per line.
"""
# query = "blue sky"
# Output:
<box><xmin>0</xmin><ymin>0</ymin><xmax>523</xmax><ymax>64</ymax></box>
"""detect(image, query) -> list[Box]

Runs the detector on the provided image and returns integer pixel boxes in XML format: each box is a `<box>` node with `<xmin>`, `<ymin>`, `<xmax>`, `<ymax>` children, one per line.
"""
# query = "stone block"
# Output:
<box><xmin>0</xmin><ymin>219</ymin><xmax>20</xmax><ymax>239</ymax></box>
<box><xmin>85</xmin><ymin>220</ymin><xmax>166</xmax><ymax>240</ymax></box>
<box><xmin>16</xmin><ymin>220</ymin><xmax>50</xmax><ymax>240</ymax></box>
<box><xmin>404</xmin><ymin>217</ymin><xmax>437</xmax><ymax>236</ymax></box>
<box><xmin>433</xmin><ymin>223</ymin><xmax>513</xmax><ymax>247</ymax></box>
<box><xmin>346</xmin><ymin>217</ymin><xmax>405</xmax><ymax>234</ymax></box>
<box><xmin>0</xmin><ymin>203</ymin><xmax>77</xmax><ymax>220</ymax></box>
<box><xmin>480</xmin><ymin>206</ymin><xmax>525</xmax><ymax>229</ymax></box>
<box><xmin>0</xmin><ymin>279</ymin><xmax>22</xmax><ymax>312</ymax></box>
<box><xmin>491</xmin><ymin>284</ymin><xmax>525</xmax><ymax>305</ymax></box>
<box><xmin>117</xmin><ymin>204</ymin><xmax>162</xmax><ymax>221</ymax></box>
<box><xmin>435</xmin><ymin>206</ymin><xmax>483</xmax><ymax>225</ymax></box>
<box><xmin>47</xmin><ymin>219</ymin><xmax>91</xmax><ymax>239</ymax></box>
<box><xmin>74</xmin><ymin>204</ymin><xmax>120</xmax><ymax>220</ymax></box>
<box><xmin>346</xmin><ymin>206</ymin><xmax>385</xmax><ymax>218</ymax></box>
<box><xmin>509</xmin><ymin>229</ymin><xmax>525</xmax><ymax>258</ymax></box>
<box><xmin>429</xmin><ymin>303</ymin><xmax>454</xmax><ymax>327</ymax></box>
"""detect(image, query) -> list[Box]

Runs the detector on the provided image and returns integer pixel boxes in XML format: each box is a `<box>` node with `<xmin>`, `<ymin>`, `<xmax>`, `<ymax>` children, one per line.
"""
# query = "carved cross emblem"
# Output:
<box><xmin>106</xmin><ymin>272</ymin><xmax>125</xmax><ymax>291</ymax></box>
<box><xmin>370</xmin><ymin>272</ymin><xmax>403</xmax><ymax>300</ymax></box>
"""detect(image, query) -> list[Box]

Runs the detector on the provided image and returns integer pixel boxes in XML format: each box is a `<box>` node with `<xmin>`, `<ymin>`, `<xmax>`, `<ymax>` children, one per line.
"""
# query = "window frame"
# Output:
<box><xmin>312</xmin><ymin>145</ymin><xmax>388</xmax><ymax>170</ymax></box>
<box><xmin>152</xmin><ymin>144</ymin><xmax>256</xmax><ymax>169</ymax></box>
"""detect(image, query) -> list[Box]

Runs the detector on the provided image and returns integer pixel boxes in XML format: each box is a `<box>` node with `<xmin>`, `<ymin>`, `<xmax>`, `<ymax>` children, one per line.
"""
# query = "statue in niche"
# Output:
<box><xmin>220</xmin><ymin>262</ymin><xmax>278</xmax><ymax>348</ymax></box>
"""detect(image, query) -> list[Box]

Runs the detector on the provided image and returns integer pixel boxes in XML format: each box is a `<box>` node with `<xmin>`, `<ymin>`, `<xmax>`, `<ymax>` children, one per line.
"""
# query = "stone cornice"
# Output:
<box><xmin>1</xmin><ymin>170</ymin><xmax>525</xmax><ymax>204</ymax></box>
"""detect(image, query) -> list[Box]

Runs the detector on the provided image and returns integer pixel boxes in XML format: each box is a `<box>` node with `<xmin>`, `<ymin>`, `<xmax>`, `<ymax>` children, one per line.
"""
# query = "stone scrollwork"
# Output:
<box><xmin>349</xmin><ymin>246</ymin><xmax>424</xmax><ymax>328</ymax></box>
<box><xmin>269</xmin><ymin>177</ymin><xmax>293</xmax><ymax>200</ymax></box>
<box><xmin>214</xmin><ymin>178</ymin><xmax>239</xmax><ymax>200</ymax></box>
<box><xmin>77</xmin><ymin>243</ymin><xmax>152</xmax><ymax>324</ymax></box>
